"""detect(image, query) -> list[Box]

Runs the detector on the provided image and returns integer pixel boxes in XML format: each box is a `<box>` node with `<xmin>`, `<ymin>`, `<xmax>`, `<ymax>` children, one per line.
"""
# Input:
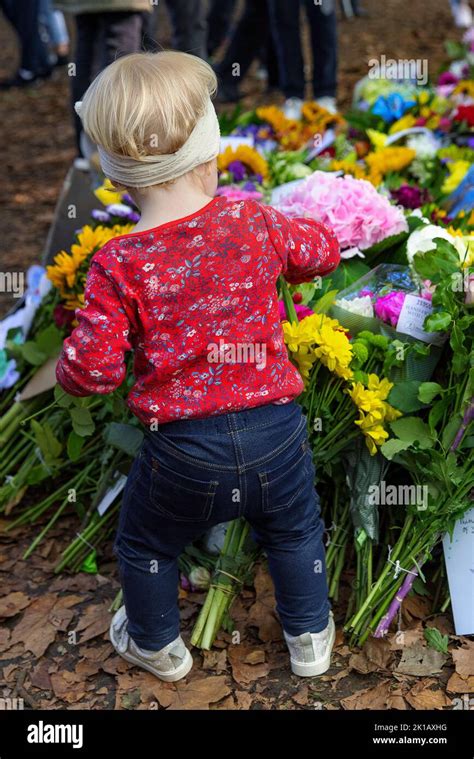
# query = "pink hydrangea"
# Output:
<box><xmin>216</xmin><ymin>185</ymin><xmax>263</xmax><ymax>201</ymax></box>
<box><xmin>275</xmin><ymin>171</ymin><xmax>408</xmax><ymax>251</ymax></box>
<box><xmin>374</xmin><ymin>291</ymin><xmax>406</xmax><ymax>327</ymax></box>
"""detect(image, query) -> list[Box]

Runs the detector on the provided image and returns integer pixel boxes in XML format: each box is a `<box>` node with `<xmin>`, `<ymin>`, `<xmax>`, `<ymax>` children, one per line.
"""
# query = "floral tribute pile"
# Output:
<box><xmin>0</xmin><ymin>31</ymin><xmax>473</xmax><ymax>648</ymax></box>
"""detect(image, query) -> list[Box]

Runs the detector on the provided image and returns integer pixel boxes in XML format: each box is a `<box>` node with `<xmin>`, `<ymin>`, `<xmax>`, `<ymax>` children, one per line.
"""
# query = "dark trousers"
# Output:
<box><xmin>268</xmin><ymin>0</ymin><xmax>337</xmax><ymax>99</ymax></box>
<box><xmin>72</xmin><ymin>11</ymin><xmax>144</xmax><ymax>154</ymax></box>
<box><xmin>1</xmin><ymin>0</ymin><xmax>50</xmax><ymax>74</ymax></box>
<box><xmin>142</xmin><ymin>1</ymin><xmax>207</xmax><ymax>59</ymax></box>
<box><xmin>207</xmin><ymin>0</ymin><xmax>237</xmax><ymax>56</ymax></box>
<box><xmin>115</xmin><ymin>401</ymin><xmax>330</xmax><ymax>650</ymax></box>
<box><xmin>216</xmin><ymin>0</ymin><xmax>278</xmax><ymax>90</ymax></box>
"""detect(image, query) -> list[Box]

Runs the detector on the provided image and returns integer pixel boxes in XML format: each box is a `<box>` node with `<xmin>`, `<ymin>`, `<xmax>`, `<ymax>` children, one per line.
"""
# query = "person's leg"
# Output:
<box><xmin>100</xmin><ymin>11</ymin><xmax>144</xmax><ymax>69</ymax></box>
<box><xmin>207</xmin><ymin>0</ymin><xmax>237</xmax><ymax>56</ymax></box>
<box><xmin>216</xmin><ymin>0</ymin><xmax>269</xmax><ymax>95</ymax></box>
<box><xmin>247</xmin><ymin>430</ymin><xmax>331</xmax><ymax>635</ymax></box>
<box><xmin>71</xmin><ymin>13</ymin><xmax>98</xmax><ymax>155</ymax></box>
<box><xmin>304</xmin><ymin>0</ymin><xmax>337</xmax><ymax>100</ymax></box>
<box><xmin>164</xmin><ymin>0</ymin><xmax>207</xmax><ymax>59</ymax></box>
<box><xmin>141</xmin><ymin>6</ymin><xmax>159</xmax><ymax>52</ymax></box>
<box><xmin>4</xmin><ymin>0</ymin><xmax>51</xmax><ymax>76</ymax></box>
<box><xmin>267</xmin><ymin>0</ymin><xmax>304</xmax><ymax>99</ymax></box>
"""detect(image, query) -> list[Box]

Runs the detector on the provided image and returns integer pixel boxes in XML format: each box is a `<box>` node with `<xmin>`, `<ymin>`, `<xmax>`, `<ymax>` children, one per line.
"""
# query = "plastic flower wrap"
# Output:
<box><xmin>275</xmin><ymin>171</ymin><xmax>408</xmax><ymax>252</ymax></box>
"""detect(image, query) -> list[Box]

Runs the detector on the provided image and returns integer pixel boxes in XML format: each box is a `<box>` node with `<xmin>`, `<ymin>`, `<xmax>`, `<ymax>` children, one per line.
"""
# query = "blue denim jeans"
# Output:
<box><xmin>113</xmin><ymin>401</ymin><xmax>331</xmax><ymax>650</ymax></box>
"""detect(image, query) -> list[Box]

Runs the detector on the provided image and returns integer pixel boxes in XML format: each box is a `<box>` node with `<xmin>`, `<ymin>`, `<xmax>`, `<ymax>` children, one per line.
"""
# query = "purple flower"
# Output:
<box><xmin>227</xmin><ymin>160</ymin><xmax>247</xmax><ymax>181</ymax></box>
<box><xmin>391</xmin><ymin>184</ymin><xmax>428</xmax><ymax>210</ymax></box>
<box><xmin>438</xmin><ymin>71</ymin><xmax>459</xmax><ymax>86</ymax></box>
<box><xmin>91</xmin><ymin>209</ymin><xmax>110</xmax><ymax>222</ymax></box>
<box><xmin>375</xmin><ymin>291</ymin><xmax>406</xmax><ymax>327</ymax></box>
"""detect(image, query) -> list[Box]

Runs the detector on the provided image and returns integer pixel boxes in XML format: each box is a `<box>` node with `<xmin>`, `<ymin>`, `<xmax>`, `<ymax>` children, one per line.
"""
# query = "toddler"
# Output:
<box><xmin>56</xmin><ymin>51</ymin><xmax>341</xmax><ymax>682</ymax></box>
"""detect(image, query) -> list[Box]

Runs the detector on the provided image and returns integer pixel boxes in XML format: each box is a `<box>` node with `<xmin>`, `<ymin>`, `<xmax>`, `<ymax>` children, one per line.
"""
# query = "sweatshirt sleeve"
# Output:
<box><xmin>55</xmin><ymin>259</ymin><xmax>133</xmax><ymax>397</ymax></box>
<box><xmin>259</xmin><ymin>203</ymin><xmax>340</xmax><ymax>284</ymax></box>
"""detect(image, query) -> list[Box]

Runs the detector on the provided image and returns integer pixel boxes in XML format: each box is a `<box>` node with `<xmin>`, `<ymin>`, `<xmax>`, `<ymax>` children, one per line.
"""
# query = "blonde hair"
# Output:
<box><xmin>79</xmin><ymin>51</ymin><xmax>218</xmax><ymax>188</ymax></box>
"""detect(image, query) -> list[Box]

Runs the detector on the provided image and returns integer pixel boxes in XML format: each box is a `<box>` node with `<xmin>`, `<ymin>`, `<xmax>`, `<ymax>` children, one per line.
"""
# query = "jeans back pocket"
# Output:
<box><xmin>258</xmin><ymin>437</ymin><xmax>311</xmax><ymax>514</ymax></box>
<box><xmin>149</xmin><ymin>457</ymin><xmax>218</xmax><ymax>522</ymax></box>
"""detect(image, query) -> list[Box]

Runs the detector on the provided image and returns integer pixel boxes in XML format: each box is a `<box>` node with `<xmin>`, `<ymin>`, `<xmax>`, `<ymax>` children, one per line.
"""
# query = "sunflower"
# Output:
<box><xmin>217</xmin><ymin>145</ymin><xmax>269</xmax><ymax>180</ymax></box>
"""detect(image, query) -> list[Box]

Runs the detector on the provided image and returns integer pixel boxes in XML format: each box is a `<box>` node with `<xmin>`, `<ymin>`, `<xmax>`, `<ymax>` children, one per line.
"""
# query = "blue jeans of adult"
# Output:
<box><xmin>114</xmin><ymin>401</ymin><xmax>331</xmax><ymax>651</ymax></box>
<box><xmin>268</xmin><ymin>0</ymin><xmax>338</xmax><ymax>99</ymax></box>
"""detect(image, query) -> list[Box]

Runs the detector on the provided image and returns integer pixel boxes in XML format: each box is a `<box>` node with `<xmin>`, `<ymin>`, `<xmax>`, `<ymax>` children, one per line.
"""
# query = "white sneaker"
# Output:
<box><xmin>283</xmin><ymin>97</ymin><xmax>304</xmax><ymax>120</ymax></box>
<box><xmin>109</xmin><ymin>606</ymin><xmax>193</xmax><ymax>682</ymax></box>
<box><xmin>284</xmin><ymin>611</ymin><xmax>336</xmax><ymax>677</ymax></box>
<box><xmin>453</xmin><ymin>3</ymin><xmax>472</xmax><ymax>27</ymax></box>
<box><xmin>315</xmin><ymin>96</ymin><xmax>337</xmax><ymax>114</ymax></box>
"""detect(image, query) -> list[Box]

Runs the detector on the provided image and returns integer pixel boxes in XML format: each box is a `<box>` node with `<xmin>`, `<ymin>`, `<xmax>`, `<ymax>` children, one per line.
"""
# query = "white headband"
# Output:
<box><xmin>74</xmin><ymin>97</ymin><xmax>221</xmax><ymax>187</ymax></box>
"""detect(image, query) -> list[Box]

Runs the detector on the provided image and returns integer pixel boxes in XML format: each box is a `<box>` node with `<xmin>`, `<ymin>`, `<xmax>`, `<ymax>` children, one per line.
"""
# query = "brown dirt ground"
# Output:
<box><xmin>0</xmin><ymin>0</ymin><xmax>471</xmax><ymax>711</ymax></box>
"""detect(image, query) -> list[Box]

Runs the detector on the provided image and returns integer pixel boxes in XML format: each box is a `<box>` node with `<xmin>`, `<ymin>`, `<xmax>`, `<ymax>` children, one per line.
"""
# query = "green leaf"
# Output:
<box><xmin>388</xmin><ymin>381</ymin><xmax>425</xmax><ymax>413</ymax></box>
<box><xmin>380</xmin><ymin>438</ymin><xmax>412</xmax><ymax>460</ymax></box>
<box><xmin>54</xmin><ymin>384</ymin><xmax>74</xmax><ymax>408</ymax></box>
<box><xmin>80</xmin><ymin>549</ymin><xmax>98</xmax><ymax>574</ymax></box>
<box><xmin>36</xmin><ymin>325</ymin><xmax>63</xmax><ymax>358</ymax></box>
<box><xmin>418</xmin><ymin>382</ymin><xmax>443</xmax><ymax>404</ymax></box>
<box><xmin>424</xmin><ymin>311</ymin><xmax>452</xmax><ymax>332</ymax></box>
<box><xmin>67</xmin><ymin>430</ymin><xmax>85</xmax><ymax>461</ymax></box>
<box><xmin>70</xmin><ymin>407</ymin><xmax>95</xmax><ymax>438</ymax></box>
<box><xmin>441</xmin><ymin>414</ymin><xmax>462</xmax><ymax>450</ymax></box>
<box><xmin>105</xmin><ymin>423</ymin><xmax>143</xmax><ymax>457</ymax></box>
<box><xmin>20</xmin><ymin>342</ymin><xmax>47</xmax><ymax>366</ymax></box>
<box><xmin>390</xmin><ymin>417</ymin><xmax>435</xmax><ymax>449</ymax></box>
<box><xmin>412</xmin><ymin>241</ymin><xmax>461</xmax><ymax>282</ymax></box>
<box><xmin>30</xmin><ymin>419</ymin><xmax>62</xmax><ymax>464</ymax></box>
<box><xmin>424</xmin><ymin>627</ymin><xmax>449</xmax><ymax>654</ymax></box>
<box><xmin>312</xmin><ymin>289</ymin><xmax>338</xmax><ymax>314</ymax></box>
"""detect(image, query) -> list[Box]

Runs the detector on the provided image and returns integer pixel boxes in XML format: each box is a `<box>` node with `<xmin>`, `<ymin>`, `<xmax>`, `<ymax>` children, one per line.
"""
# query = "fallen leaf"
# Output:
<box><xmin>341</xmin><ymin>680</ymin><xmax>392</xmax><ymax>710</ymax></box>
<box><xmin>227</xmin><ymin>643</ymin><xmax>271</xmax><ymax>685</ymax></box>
<box><xmin>29</xmin><ymin>660</ymin><xmax>53</xmax><ymax>690</ymax></box>
<box><xmin>292</xmin><ymin>685</ymin><xmax>309</xmax><ymax>706</ymax></box>
<box><xmin>405</xmin><ymin>680</ymin><xmax>451</xmax><ymax>710</ymax></box>
<box><xmin>75</xmin><ymin>602</ymin><xmax>111</xmax><ymax>643</ymax></box>
<box><xmin>386</xmin><ymin>688</ymin><xmax>408</xmax><ymax>710</ymax></box>
<box><xmin>244</xmin><ymin>649</ymin><xmax>265</xmax><ymax>665</ymax></box>
<box><xmin>402</xmin><ymin>594</ymin><xmax>431</xmax><ymax>621</ymax></box>
<box><xmin>235</xmin><ymin>690</ymin><xmax>252</xmax><ymax>710</ymax></box>
<box><xmin>10</xmin><ymin>594</ymin><xmax>77</xmax><ymax>657</ymax></box>
<box><xmin>247</xmin><ymin>564</ymin><xmax>282</xmax><ymax>643</ymax></box>
<box><xmin>395</xmin><ymin>642</ymin><xmax>447</xmax><ymax>677</ymax></box>
<box><xmin>452</xmin><ymin>642</ymin><xmax>474</xmax><ymax>679</ymax></box>
<box><xmin>167</xmin><ymin>675</ymin><xmax>231</xmax><ymax>710</ymax></box>
<box><xmin>446</xmin><ymin>672</ymin><xmax>474</xmax><ymax>694</ymax></box>
<box><xmin>0</xmin><ymin>628</ymin><xmax>11</xmax><ymax>651</ymax></box>
<box><xmin>212</xmin><ymin>694</ymin><xmax>236</xmax><ymax>710</ymax></box>
<box><xmin>0</xmin><ymin>592</ymin><xmax>30</xmax><ymax>618</ymax></box>
<box><xmin>50</xmin><ymin>671</ymin><xmax>87</xmax><ymax>704</ymax></box>
<box><xmin>201</xmin><ymin>649</ymin><xmax>227</xmax><ymax>673</ymax></box>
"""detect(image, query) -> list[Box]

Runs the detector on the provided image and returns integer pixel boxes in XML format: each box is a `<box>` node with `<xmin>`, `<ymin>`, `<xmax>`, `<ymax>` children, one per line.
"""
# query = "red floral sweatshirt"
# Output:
<box><xmin>56</xmin><ymin>196</ymin><xmax>340</xmax><ymax>426</ymax></box>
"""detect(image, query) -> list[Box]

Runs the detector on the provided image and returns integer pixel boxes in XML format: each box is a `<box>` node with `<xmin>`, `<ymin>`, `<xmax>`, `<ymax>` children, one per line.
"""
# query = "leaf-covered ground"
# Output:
<box><xmin>1</xmin><ymin>513</ymin><xmax>472</xmax><ymax>710</ymax></box>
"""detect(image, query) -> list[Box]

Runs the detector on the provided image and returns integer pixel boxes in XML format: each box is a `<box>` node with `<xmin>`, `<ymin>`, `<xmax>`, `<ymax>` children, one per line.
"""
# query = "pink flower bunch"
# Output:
<box><xmin>276</xmin><ymin>171</ymin><xmax>408</xmax><ymax>251</ymax></box>
<box><xmin>216</xmin><ymin>185</ymin><xmax>263</xmax><ymax>201</ymax></box>
<box><xmin>374</xmin><ymin>291</ymin><xmax>406</xmax><ymax>327</ymax></box>
<box><xmin>278</xmin><ymin>300</ymin><xmax>314</xmax><ymax>321</ymax></box>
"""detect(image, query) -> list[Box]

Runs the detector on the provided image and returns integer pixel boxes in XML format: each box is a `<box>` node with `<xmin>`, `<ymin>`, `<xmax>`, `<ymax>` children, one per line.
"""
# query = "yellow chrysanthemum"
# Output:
<box><xmin>388</xmin><ymin>114</ymin><xmax>417</xmax><ymax>134</ymax></box>
<box><xmin>355</xmin><ymin>412</ymin><xmax>390</xmax><ymax>455</ymax></box>
<box><xmin>367</xmin><ymin>374</ymin><xmax>393</xmax><ymax>401</ymax></box>
<box><xmin>441</xmin><ymin>160</ymin><xmax>470</xmax><ymax>195</ymax></box>
<box><xmin>365</xmin><ymin>146</ymin><xmax>416</xmax><ymax>177</ymax></box>
<box><xmin>313</xmin><ymin>324</ymin><xmax>354</xmax><ymax>379</ymax></box>
<box><xmin>382</xmin><ymin>402</ymin><xmax>403</xmax><ymax>423</ymax></box>
<box><xmin>366</xmin><ymin>128</ymin><xmax>388</xmax><ymax>150</ymax></box>
<box><xmin>348</xmin><ymin>383</ymin><xmax>385</xmax><ymax>420</ymax></box>
<box><xmin>217</xmin><ymin>145</ymin><xmax>269</xmax><ymax>180</ymax></box>
<box><xmin>94</xmin><ymin>178</ymin><xmax>124</xmax><ymax>207</ymax></box>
